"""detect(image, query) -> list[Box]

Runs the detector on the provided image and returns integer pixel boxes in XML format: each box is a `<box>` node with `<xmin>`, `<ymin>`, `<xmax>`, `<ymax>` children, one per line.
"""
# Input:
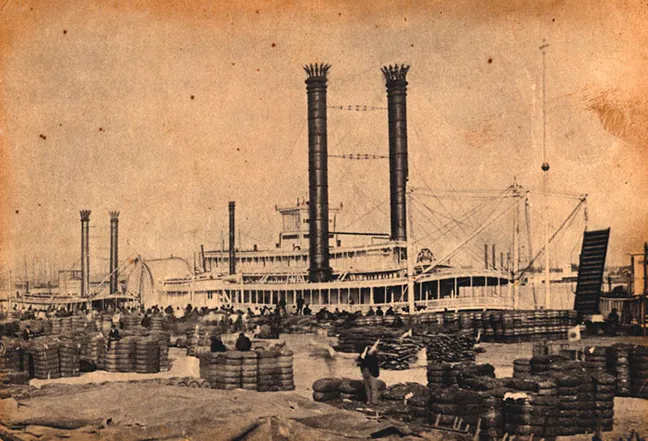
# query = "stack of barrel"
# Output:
<box><xmin>607</xmin><ymin>344</ymin><xmax>631</xmax><ymax>396</ymax></box>
<box><xmin>58</xmin><ymin>337</ymin><xmax>81</xmax><ymax>377</ymax></box>
<box><xmin>591</xmin><ymin>372</ymin><xmax>615</xmax><ymax>432</ymax></box>
<box><xmin>630</xmin><ymin>346</ymin><xmax>648</xmax><ymax>399</ymax></box>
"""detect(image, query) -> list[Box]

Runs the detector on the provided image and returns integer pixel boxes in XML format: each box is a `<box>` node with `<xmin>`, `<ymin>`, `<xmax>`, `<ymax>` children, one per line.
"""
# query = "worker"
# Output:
<box><xmin>385</xmin><ymin>306</ymin><xmax>395</xmax><ymax>316</ymax></box>
<box><xmin>296</xmin><ymin>296</ymin><xmax>305</xmax><ymax>315</ymax></box>
<box><xmin>376</xmin><ymin>306</ymin><xmax>384</xmax><ymax>317</ymax></box>
<box><xmin>607</xmin><ymin>308</ymin><xmax>620</xmax><ymax>336</ymax></box>
<box><xmin>22</xmin><ymin>325</ymin><xmax>33</xmax><ymax>341</ymax></box>
<box><xmin>107</xmin><ymin>323</ymin><xmax>121</xmax><ymax>350</ymax></box>
<box><xmin>356</xmin><ymin>340</ymin><xmax>381</xmax><ymax>407</ymax></box>
<box><xmin>235</xmin><ymin>332</ymin><xmax>252</xmax><ymax>351</ymax></box>
<box><xmin>366</xmin><ymin>307</ymin><xmax>375</xmax><ymax>317</ymax></box>
<box><xmin>141</xmin><ymin>313</ymin><xmax>152</xmax><ymax>328</ymax></box>
<box><xmin>303</xmin><ymin>304</ymin><xmax>312</xmax><ymax>316</ymax></box>
<box><xmin>210</xmin><ymin>335</ymin><xmax>227</xmax><ymax>353</ymax></box>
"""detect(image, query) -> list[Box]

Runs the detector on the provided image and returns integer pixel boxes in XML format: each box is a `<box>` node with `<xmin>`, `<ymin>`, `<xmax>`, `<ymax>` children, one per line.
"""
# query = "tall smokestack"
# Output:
<box><xmin>80</xmin><ymin>210</ymin><xmax>91</xmax><ymax>297</ymax></box>
<box><xmin>109</xmin><ymin>211</ymin><xmax>119</xmax><ymax>294</ymax></box>
<box><xmin>229</xmin><ymin>201</ymin><xmax>236</xmax><ymax>275</ymax></box>
<box><xmin>382</xmin><ymin>64</ymin><xmax>410</xmax><ymax>243</ymax></box>
<box><xmin>304</xmin><ymin>63</ymin><xmax>332</xmax><ymax>283</ymax></box>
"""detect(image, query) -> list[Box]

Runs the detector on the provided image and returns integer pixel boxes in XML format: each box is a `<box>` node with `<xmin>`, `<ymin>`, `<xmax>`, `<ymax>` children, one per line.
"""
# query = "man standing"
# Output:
<box><xmin>296</xmin><ymin>296</ymin><xmax>305</xmax><ymax>315</ymax></box>
<box><xmin>356</xmin><ymin>340</ymin><xmax>381</xmax><ymax>407</ymax></box>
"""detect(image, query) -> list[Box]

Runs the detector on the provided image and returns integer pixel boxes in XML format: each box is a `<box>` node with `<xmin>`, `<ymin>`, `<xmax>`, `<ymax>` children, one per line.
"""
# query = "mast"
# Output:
<box><xmin>512</xmin><ymin>180</ymin><xmax>520</xmax><ymax>308</ymax></box>
<box><xmin>406</xmin><ymin>184</ymin><xmax>415</xmax><ymax>314</ymax></box>
<box><xmin>540</xmin><ymin>42</ymin><xmax>551</xmax><ymax>309</ymax></box>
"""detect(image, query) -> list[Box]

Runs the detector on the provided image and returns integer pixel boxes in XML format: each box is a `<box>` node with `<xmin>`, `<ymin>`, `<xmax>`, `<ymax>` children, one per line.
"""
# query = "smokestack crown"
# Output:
<box><xmin>381</xmin><ymin>64</ymin><xmax>410</xmax><ymax>84</ymax></box>
<box><xmin>80</xmin><ymin>210</ymin><xmax>91</xmax><ymax>221</ymax></box>
<box><xmin>109</xmin><ymin>211</ymin><xmax>120</xmax><ymax>221</ymax></box>
<box><xmin>304</xmin><ymin>63</ymin><xmax>331</xmax><ymax>80</ymax></box>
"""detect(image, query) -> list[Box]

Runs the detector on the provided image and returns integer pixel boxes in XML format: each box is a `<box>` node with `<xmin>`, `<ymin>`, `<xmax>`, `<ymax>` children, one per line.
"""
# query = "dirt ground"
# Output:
<box><xmin>0</xmin><ymin>334</ymin><xmax>646</xmax><ymax>440</ymax></box>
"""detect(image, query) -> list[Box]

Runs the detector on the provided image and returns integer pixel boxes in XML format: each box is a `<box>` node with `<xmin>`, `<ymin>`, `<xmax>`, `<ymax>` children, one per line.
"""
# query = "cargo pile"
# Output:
<box><xmin>607</xmin><ymin>344</ymin><xmax>631</xmax><ymax>396</ymax></box>
<box><xmin>25</xmin><ymin>338</ymin><xmax>61</xmax><ymax>379</ymax></box>
<box><xmin>311</xmin><ymin>377</ymin><xmax>386</xmax><ymax>403</ymax></box>
<box><xmin>58</xmin><ymin>337</ymin><xmax>81</xmax><ymax>377</ymax></box>
<box><xmin>199</xmin><ymin>348</ymin><xmax>294</xmax><ymax>392</ymax></box>
<box><xmin>184</xmin><ymin>325</ymin><xmax>221</xmax><ymax>356</ymax></box>
<box><xmin>335</xmin><ymin>309</ymin><xmax>577</xmax><ymax>343</ymax></box>
<box><xmin>336</xmin><ymin>328</ymin><xmax>475</xmax><ymax>370</ymax></box>
<box><xmin>630</xmin><ymin>346</ymin><xmax>648</xmax><ymax>399</ymax></box>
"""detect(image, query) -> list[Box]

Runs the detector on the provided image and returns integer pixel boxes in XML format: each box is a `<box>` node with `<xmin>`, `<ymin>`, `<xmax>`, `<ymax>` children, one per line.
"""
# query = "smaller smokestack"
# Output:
<box><xmin>109</xmin><ymin>211</ymin><xmax>119</xmax><ymax>294</ymax></box>
<box><xmin>492</xmin><ymin>244</ymin><xmax>496</xmax><ymax>270</ymax></box>
<box><xmin>200</xmin><ymin>244</ymin><xmax>207</xmax><ymax>273</ymax></box>
<box><xmin>484</xmin><ymin>244</ymin><xmax>489</xmax><ymax>269</ymax></box>
<box><xmin>500</xmin><ymin>252</ymin><xmax>504</xmax><ymax>271</ymax></box>
<box><xmin>80</xmin><ymin>210</ymin><xmax>91</xmax><ymax>297</ymax></box>
<box><xmin>229</xmin><ymin>201</ymin><xmax>236</xmax><ymax>275</ymax></box>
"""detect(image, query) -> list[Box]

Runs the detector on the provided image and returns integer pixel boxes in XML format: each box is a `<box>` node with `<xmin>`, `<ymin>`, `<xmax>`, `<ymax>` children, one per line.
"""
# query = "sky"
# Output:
<box><xmin>1</xmin><ymin>0</ymin><xmax>647</xmax><ymax>281</ymax></box>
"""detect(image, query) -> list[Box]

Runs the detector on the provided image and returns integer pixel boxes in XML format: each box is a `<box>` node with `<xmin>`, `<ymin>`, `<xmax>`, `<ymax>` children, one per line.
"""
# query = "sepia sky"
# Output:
<box><xmin>1</xmin><ymin>0</ymin><xmax>647</xmax><ymax>278</ymax></box>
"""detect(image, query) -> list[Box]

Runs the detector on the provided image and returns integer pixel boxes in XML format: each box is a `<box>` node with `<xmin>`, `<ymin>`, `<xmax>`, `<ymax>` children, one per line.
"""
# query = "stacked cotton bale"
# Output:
<box><xmin>89</xmin><ymin>334</ymin><xmax>106</xmax><ymax>369</ymax></box>
<box><xmin>276</xmin><ymin>349</ymin><xmax>294</xmax><ymax>391</ymax></box>
<box><xmin>312</xmin><ymin>377</ymin><xmax>342</xmax><ymax>402</ymax></box>
<box><xmin>607</xmin><ymin>344</ymin><xmax>631</xmax><ymax>396</ymax></box>
<box><xmin>150</xmin><ymin>314</ymin><xmax>164</xmax><ymax>332</ymax></box>
<box><xmin>339</xmin><ymin>378</ymin><xmax>368</xmax><ymax>402</ymax></box>
<box><xmin>429</xmin><ymin>386</ymin><xmax>491</xmax><ymax>432</ymax></box>
<box><xmin>150</xmin><ymin>331</ymin><xmax>170</xmax><ymax>371</ymax></box>
<box><xmin>583</xmin><ymin>346</ymin><xmax>608</xmax><ymax>372</ymax></box>
<box><xmin>199</xmin><ymin>352</ymin><xmax>241</xmax><ymax>390</ymax></box>
<box><xmin>424</xmin><ymin>332</ymin><xmax>476</xmax><ymax>363</ymax></box>
<box><xmin>548</xmin><ymin>362</ymin><xmax>597</xmax><ymax>436</ymax></box>
<box><xmin>427</xmin><ymin>362</ymin><xmax>454</xmax><ymax>388</ymax></box>
<box><xmin>311</xmin><ymin>376</ymin><xmax>387</xmax><ymax>404</ymax></box>
<box><xmin>240</xmin><ymin>351</ymin><xmax>258</xmax><ymax>390</ymax></box>
<box><xmin>122</xmin><ymin>314</ymin><xmax>141</xmax><ymax>330</ymax></box>
<box><xmin>590</xmin><ymin>371</ymin><xmax>615</xmax><ymax>432</ymax></box>
<box><xmin>26</xmin><ymin>339</ymin><xmax>60</xmax><ymax>380</ymax></box>
<box><xmin>503</xmin><ymin>393</ymin><xmax>560</xmax><ymax>440</ymax></box>
<box><xmin>513</xmin><ymin>359</ymin><xmax>531</xmax><ymax>378</ymax></box>
<box><xmin>630</xmin><ymin>346</ymin><xmax>648</xmax><ymax>399</ymax></box>
<box><xmin>382</xmin><ymin>382</ymin><xmax>428</xmax><ymax>420</ymax></box>
<box><xmin>256</xmin><ymin>350</ymin><xmax>279</xmax><ymax>392</ymax></box>
<box><xmin>58</xmin><ymin>337</ymin><xmax>81</xmax><ymax>377</ymax></box>
<box><xmin>0</xmin><ymin>339</ymin><xmax>22</xmax><ymax>374</ymax></box>
<box><xmin>135</xmin><ymin>337</ymin><xmax>159</xmax><ymax>373</ymax></box>
<box><xmin>185</xmin><ymin>325</ymin><xmax>220</xmax><ymax>356</ymax></box>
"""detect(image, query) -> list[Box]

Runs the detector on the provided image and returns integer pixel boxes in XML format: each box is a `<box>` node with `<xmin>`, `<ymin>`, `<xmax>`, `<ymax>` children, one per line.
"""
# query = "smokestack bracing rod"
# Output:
<box><xmin>304</xmin><ymin>63</ymin><xmax>332</xmax><ymax>283</ymax></box>
<box><xmin>229</xmin><ymin>201</ymin><xmax>236</xmax><ymax>275</ymax></box>
<box><xmin>109</xmin><ymin>211</ymin><xmax>120</xmax><ymax>294</ymax></box>
<box><xmin>382</xmin><ymin>64</ymin><xmax>410</xmax><ymax>243</ymax></box>
<box><xmin>80</xmin><ymin>210</ymin><xmax>91</xmax><ymax>297</ymax></box>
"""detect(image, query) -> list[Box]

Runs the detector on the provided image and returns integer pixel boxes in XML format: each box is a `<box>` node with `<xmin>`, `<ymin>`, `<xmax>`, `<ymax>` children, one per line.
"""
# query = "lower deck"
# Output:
<box><xmin>160</xmin><ymin>270</ymin><xmax>514</xmax><ymax>313</ymax></box>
